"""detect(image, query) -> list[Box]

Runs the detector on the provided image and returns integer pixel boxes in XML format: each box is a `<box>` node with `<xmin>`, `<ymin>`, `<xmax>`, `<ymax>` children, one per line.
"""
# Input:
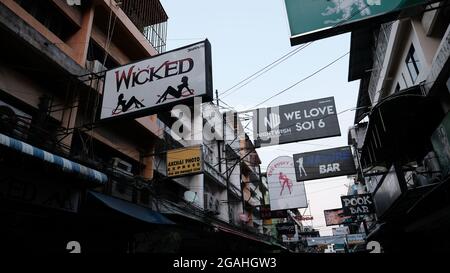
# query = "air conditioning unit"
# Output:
<box><xmin>86</xmin><ymin>60</ymin><xmax>107</xmax><ymax>74</ymax></box>
<box><xmin>112</xmin><ymin>157</ymin><xmax>133</xmax><ymax>176</ymax></box>
<box><xmin>204</xmin><ymin>193</ymin><xmax>220</xmax><ymax>215</ymax></box>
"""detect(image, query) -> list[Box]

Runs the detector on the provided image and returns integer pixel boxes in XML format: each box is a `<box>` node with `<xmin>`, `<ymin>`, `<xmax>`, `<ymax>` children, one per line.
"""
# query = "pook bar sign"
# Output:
<box><xmin>341</xmin><ymin>194</ymin><xmax>376</xmax><ymax>216</ymax></box>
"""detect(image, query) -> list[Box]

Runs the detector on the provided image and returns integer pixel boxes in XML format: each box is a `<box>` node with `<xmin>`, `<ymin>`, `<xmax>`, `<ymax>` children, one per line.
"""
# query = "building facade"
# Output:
<box><xmin>348</xmin><ymin>1</ymin><xmax>450</xmax><ymax>252</ymax></box>
<box><xmin>0</xmin><ymin>0</ymin><xmax>284</xmax><ymax>253</ymax></box>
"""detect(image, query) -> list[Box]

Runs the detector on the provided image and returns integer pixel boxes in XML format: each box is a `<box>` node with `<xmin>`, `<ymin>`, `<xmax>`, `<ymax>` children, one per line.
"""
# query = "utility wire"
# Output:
<box><xmin>218</xmin><ymin>3</ymin><xmax>377</xmax><ymax>102</ymax></box>
<box><xmin>220</xmin><ymin>43</ymin><xmax>312</xmax><ymax>99</ymax></box>
<box><xmin>249</xmin><ymin>51</ymin><xmax>349</xmax><ymax>110</ymax></box>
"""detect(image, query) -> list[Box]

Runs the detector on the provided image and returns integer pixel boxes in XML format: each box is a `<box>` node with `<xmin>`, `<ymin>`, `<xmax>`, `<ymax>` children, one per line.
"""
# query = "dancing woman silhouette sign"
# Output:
<box><xmin>279</xmin><ymin>172</ymin><xmax>293</xmax><ymax>195</ymax></box>
<box><xmin>266</xmin><ymin>156</ymin><xmax>308</xmax><ymax>211</ymax></box>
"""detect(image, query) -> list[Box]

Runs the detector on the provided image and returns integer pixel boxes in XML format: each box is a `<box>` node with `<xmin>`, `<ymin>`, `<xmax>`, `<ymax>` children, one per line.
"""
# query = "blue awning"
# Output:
<box><xmin>88</xmin><ymin>191</ymin><xmax>175</xmax><ymax>225</ymax></box>
<box><xmin>0</xmin><ymin>133</ymin><xmax>108</xmax><ymax>184</ymax></box>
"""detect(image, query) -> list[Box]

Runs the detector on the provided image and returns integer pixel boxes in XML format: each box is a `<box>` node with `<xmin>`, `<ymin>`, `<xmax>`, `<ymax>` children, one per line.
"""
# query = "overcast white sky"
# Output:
<box><xmin>160</xmin><ymin>0</ymin><xmax>360</xmax><ymax>236</ymax></box>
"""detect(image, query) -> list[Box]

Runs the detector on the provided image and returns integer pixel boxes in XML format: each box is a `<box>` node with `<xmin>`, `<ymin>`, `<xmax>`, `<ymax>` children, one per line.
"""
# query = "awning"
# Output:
<box><xmin>359</xmin><ymin>88</ymin><xmax>443</xmax><ymax>170</ymax></box>
<box><xmin>0</xmin><ymin>133</ymin><xmax>107</xmax><ymax>184</ymax></box>
<box><xmin>88</xmin><ymin>191</ymin><xmax>175</xmax><ymax>225</ymax></box>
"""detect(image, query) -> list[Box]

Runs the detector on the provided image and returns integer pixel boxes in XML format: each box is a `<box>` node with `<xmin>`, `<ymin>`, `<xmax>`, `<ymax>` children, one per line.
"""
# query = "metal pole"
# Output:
<box><xmin>216</xmin><ymin>89</ymin><xmax>219</xmax><ymax>107</ymax></box>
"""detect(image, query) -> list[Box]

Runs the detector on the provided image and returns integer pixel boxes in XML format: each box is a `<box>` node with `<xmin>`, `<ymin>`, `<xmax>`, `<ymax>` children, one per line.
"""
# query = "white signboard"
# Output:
<box><xmin>346</xmin><ymin>233</ymin><xmax>366</xmax><ymax>244</ymax></box>
<box><xmin>332</xmin><ymin>226</ymin><xmax>350</xmax><ymax>236</ymax></box>
<box><xmin>100</xmin><ymin>40</ymin><xmax>213</xmax><ymax>121</ymax></box>
<box><xmin>307</xmin><ymin>235</ymin><xmax>346</xmax><ymax>246</ymax></box>
<box><xmin>267</xmin><ymin>156</ymin><xmax>308</xmax><ymax>211</ymax></box>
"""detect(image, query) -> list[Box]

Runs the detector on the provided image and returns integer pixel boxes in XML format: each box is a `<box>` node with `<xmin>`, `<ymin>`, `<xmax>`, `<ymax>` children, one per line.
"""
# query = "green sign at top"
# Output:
<box><xmin>284</xmin><ymin>0</ymin><xmax>432</xmax><ymax>45</ymax></box>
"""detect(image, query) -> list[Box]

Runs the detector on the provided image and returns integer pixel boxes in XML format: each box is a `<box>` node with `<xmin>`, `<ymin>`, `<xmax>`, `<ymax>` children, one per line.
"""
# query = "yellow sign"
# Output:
<box><xmin>167</xmin><ymin>146</ymin><xmax>202</xmax><ymax>177</ymax></box>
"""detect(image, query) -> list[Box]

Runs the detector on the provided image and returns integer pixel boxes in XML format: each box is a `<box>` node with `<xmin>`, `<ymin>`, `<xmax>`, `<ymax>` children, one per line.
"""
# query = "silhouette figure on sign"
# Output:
<box><xmin>279</xmin><ymin>172</ymin><xmax>293</xmax><ymax>195</ymax></box>
<box><xmin>113</xmin><ymin>93</ymin><xmax>145</xmax><ymax>115</ymax></box>
<box><xmin>156</xmin><ymin>76</ymin><xmax>194</xmax><ymax>104</ymax></box>
<box><xmin>297</xmin><ymin>157</ymin><xmax>307</xmax><ymax>177</ymax></box>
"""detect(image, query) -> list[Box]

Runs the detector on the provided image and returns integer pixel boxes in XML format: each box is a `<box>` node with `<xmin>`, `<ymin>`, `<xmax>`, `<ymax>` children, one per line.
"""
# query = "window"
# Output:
<box><xmin>405</xmin><ymin>45</ymin><xmax>421</xmax><ymax>84</ymax></box>
<box><xmin>14</xmin><ymin>0</ymin><xmax>79</xmax><ymax>42</ymax></box>
<box><xmin>401</xmin><ymin>73</ymin><xmax>408</xmax><ymax>88</ymax></box>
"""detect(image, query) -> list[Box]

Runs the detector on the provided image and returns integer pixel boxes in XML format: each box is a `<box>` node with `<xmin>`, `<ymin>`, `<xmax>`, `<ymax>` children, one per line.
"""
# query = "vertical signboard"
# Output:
<box><xmin>293</xmin><ymin>146</ymin><xmax>356</xmax><ymax>182</ymax></box>
<box><xmin>100</xmin><ymin>40</ymin><xmax>213</xmax><ymax>121</ymax></box>
<box><xmin>266</xmin><ymin>156</ymin><xmax>308</xmax><ymax>211</ymax></box>
<box><xmin>253</xmin><ymin>97</ymin><xmax>340</xmax><ymax>148</ymax></box>
<box><xmin>284</xmin><ymin>0</ymin><xmax>436</xmax><ymax>45</ymax></box>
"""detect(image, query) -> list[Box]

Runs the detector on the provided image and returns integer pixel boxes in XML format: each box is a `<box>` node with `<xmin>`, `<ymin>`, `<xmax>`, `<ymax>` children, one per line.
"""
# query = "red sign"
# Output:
<box><xmin>295</xmin><ymin>215</ymin><xmax>314</xmax><ymax>221</ymax></box>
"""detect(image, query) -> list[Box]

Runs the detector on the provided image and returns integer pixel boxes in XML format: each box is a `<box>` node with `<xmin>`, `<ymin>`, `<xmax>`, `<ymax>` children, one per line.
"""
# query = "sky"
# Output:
<box><xmin>160</xmin><ymin>0</ymin><xmax>360</xmax><ymax>236</ymax></box>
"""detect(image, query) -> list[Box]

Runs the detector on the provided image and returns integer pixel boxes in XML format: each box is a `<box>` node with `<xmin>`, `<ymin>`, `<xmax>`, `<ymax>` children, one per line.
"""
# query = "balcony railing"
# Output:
<box><xmin>203</xmin><ymin>161</ymin><xmax>227</xmax><ymax>188</ymax></box>
<box><xmin>120</xmin><ymin>0</ymin><xmax>168</xmax><ymax>53</ymax></box>
<box><xmin>0</xmin><ymin>112</ymin><xmax>71</xmax><ymax>156</ymax></box>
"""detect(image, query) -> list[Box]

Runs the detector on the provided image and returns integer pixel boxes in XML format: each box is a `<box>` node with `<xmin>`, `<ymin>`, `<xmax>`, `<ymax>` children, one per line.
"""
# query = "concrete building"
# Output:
<box><xmin>0</xmin><ymin>0</ymin><xmax>284</xmax><ymax>253</ymax></box>
<box><xmin>348</xmin><ymin>1</ymin><xmax>450</xmax><ymax>252</ymax></box>
<box><xmin>0</xmin><ymin>0</ymin><xmax>169</xmax><ymax>253</ymax></box>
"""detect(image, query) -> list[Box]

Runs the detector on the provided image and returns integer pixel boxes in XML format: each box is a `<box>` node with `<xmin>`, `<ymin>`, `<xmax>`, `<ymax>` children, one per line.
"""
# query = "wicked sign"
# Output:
<box><xmin>100</xmin><ymin>40</ymin><xmax>213</xmax><ymax>121</ymax></box>
<box><xmin>341</xmin><ymin>194</ymin><xmax>376</xmax><ymax>216</ymax></box>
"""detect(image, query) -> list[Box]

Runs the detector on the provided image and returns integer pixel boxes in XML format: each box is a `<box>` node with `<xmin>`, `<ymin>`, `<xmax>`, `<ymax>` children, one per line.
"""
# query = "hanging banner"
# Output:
<box><xmin>293</xmin><ymin>146</ymin><xmax>356</xmax><ymax>182</ymax></box>
<box><xmin>100</xmin><ymin>40</ymin><xmax>213</xmax><ymax>121</ymax></box>
<box><xmin>253</xmin><ymin>97</ymin><xmax>340</xmax><ymax>148</ymax></box>
<box><xmin>341</xmin><ymin>193</ymin><xmax>376</xmax><ymax>216</ymax></box>
<box><xmin>267</xmin><ymin>156</ymin><xmax>308</xmax><ymax>211</ymax></box>
<box><xmin>284</xmin><ymin>0</ymin><xmax>437</xmax><ymax>45</ymax></box>
<box><xmin>166</xmin><ymin>146</ymin><xmax>203</xmax><ymax>178</ymax></box>
<box><xmin>324</xmin><ymin>208</ymin><xmax>352</xmax><ymax>226</ymax></box>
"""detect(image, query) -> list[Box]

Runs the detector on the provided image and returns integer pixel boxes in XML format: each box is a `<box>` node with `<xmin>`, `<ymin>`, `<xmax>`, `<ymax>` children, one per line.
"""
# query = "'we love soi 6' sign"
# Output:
<box><xmin>253</xmin><ymin>97</ymin><xmax>341</xmax><ymax>148</ymax></box>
